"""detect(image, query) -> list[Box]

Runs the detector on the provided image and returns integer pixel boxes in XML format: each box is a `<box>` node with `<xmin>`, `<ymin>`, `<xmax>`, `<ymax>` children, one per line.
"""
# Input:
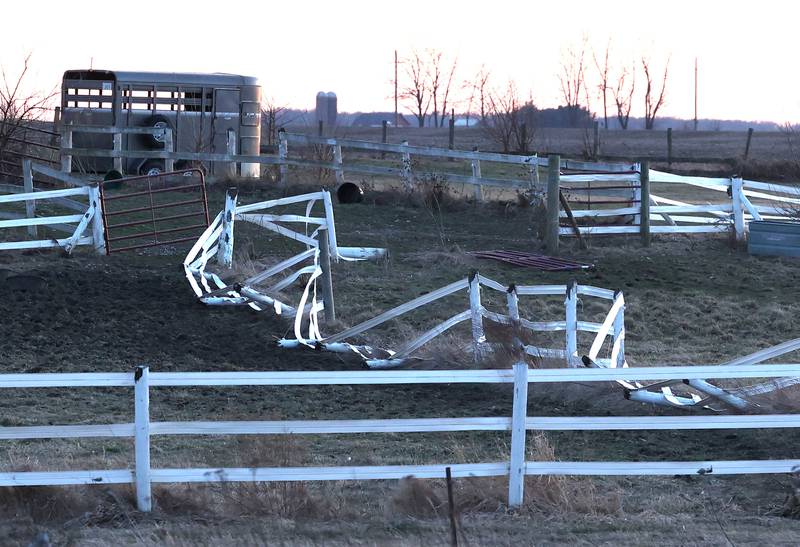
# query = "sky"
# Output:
<box><xmin>2</xmin><ymin>0</ymin><xmax>799</xmax><ymax>123</ymax></box>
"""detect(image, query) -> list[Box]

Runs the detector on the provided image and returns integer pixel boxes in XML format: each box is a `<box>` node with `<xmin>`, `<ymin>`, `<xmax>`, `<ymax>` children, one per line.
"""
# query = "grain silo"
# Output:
<box><xmin>315</xmin><ymin>91</ymin><xmax>337</xmax><ymax>131</ymax></box>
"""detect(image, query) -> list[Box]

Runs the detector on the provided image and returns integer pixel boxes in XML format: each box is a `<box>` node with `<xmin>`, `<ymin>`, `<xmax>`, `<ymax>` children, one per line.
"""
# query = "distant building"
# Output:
<box><xmin>351</xmin><ymin>112</ymin><xmax>410</xmax><ymax>127</ymax></box>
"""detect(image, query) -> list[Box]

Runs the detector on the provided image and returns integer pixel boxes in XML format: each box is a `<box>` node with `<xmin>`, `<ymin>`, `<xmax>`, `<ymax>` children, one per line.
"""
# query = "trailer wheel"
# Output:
<box><xmin>139</xmin><ymin>160</ymin><xmax>165</xmax><ymax>177</ymax></box>
<box><xmin>141</xmin><ymin>115</ymin><xmax>173</xmax><ymax>149</ymax></box>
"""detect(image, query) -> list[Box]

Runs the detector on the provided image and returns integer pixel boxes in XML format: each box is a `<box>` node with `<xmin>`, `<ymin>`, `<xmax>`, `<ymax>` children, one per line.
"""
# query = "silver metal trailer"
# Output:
<box><xmin>59</xmin><ymin>69</ymin><xmax>261</xmax><ymax>177</ymax></box>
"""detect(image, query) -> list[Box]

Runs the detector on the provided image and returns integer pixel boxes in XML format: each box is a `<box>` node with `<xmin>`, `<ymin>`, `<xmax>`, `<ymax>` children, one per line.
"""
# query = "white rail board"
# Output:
<box><xmin>151</xmin><ymin>417</ymin><xmax>511</xmax><ymax>435</ymax></box>
<box><xmin>150</xmin><ymin>462</ymin><xmax>509</xmax><ymax>483</ymax></box>
<box><xmin>0</xmin><ymin>423</ymin><xmax>134</xmax><ymax>439</ymax></box>
<box><xmin>523</xmin><ymin>460</ymin><xmax>800</xmax><ymax>476</ymax></box>
<box><xmin>526</xmin><ymin>414</ymin><xmax>800</xmax><ymax>431</ymax></box>
<box><xmin>0</xmin><ymin>469</ymin><xmax>133</xmax><ymax>486</ymax></box>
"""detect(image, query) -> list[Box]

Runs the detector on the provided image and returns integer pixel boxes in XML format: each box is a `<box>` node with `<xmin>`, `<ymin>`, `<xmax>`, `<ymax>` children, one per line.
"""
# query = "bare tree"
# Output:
<box><xmin>400</xmin><ymin>50</ymin><xmax>430</xmax><ymax>128</ymax></box>
<box><xmin>642</xmin><ymin>55</ymin><xmax>670</xmax><ymax>130</ymax></box>
<box><xmin>468</xmin><ymin>66</ymin><xmax>491</xmax><ymax>124</ymax></box>
<box><xmin>436</xmin><ymin>54</ymin><xmax>458</xmax><ymax>127</ymax></box>
<box><xmin>482</xmin><ymin>81</ymin><xmax>534</xmax><ymax>153</ymax></box>
<box><xmin>0</xmin><ymin>54</ymin><xmax>56</xmax><ymax>171</ymax></box>
<box><xmin>593</xmin><ymin>40</ymin><xmax>611</xmax><ymax>129</ymax></box>
<box><xmin>559</xmin><ymin>40</ymin><xmax>588</xmax><ymax>126</ymax></box>
<box><xmin>261</xmin><ymin>97</ymin><xmax>287</xmax><ymax>147</ymax></box>
<box><xmin>612</xmin><ymin>61</ymin><xmax>636</xmax><ymax>130</ymax></box>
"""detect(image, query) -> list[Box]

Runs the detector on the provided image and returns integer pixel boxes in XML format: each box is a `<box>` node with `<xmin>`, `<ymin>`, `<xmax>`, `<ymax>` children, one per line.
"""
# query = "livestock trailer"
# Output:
<box><xmin>59</xmin><ymin>69</ymin><xmax>261</xmax><ymax>177</ymax></box>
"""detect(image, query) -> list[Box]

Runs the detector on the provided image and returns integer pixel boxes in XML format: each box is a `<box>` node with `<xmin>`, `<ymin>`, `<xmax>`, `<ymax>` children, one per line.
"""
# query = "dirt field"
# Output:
<box><xmin>2</xmin><ymin>181</ymin><xmax>800</xmax><ymax>545</ymax></box>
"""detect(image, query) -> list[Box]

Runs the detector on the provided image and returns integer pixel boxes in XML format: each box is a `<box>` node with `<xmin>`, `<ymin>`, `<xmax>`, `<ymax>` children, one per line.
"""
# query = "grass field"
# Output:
<box><xmin>1</xmin><ymin>175</ymin><xmax>800</xmax><ymax>545</ymax></box>
<box><xmin>288</xmin><ymin>125</ymin><xmax>800</xmax><ymax>182</ymax></box>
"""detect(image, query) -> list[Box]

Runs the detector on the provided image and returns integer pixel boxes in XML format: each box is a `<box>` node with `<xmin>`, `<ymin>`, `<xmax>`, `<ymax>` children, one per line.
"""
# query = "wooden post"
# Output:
<box><xmin>448</xmin><ymin>113</ymin><xmax>455</xmax><ymax>151</ymax></box>
<box><xmin>318</xmin><ymin>227</ymin><xmax>336</xmax><ymax>323</ymax></box>
<box><xmin>88</xmin><ymin>184</ymin><xmax>106</xmax><ymax>255</ymax></box>
<box><xmin>164</xmin><ymin>129</ymin><xmax>175</xmax><ymax>173</ymax></box>
<box><xmin>134</xmin><ymin>366</ymin><xmax>152</xmax><ymax>512</ymax></box>
<box><xmin>381</xmin><ymin>120</ymin><xmax>388</xmax><ymax>159</ymax></box>
<box><xmin>468</xmin><ymin>271</ymin><xmax>486</xmax><ymax>361</ymax></box>
<box><xmin>278</xmin><ymin>130</ymin><xmax>288</xmax><ymax>186</ymax></box>
<box><xmin>508</xmin><ymin>362</ymin><xmax>528</xmax><ymax>509</ymax></box>
<box><xmin>744</xmin><ymin>127</ymin><xmax>754</xmax><ymax>161</ymax></box>
<box><xmin>445</xmin><ymin>467</ymin><xmax>458</xmax><ymax>547</ymax></box>
<box><xmin>564</xmin><ymin>280</ymin><xmax>578</xmax><ymax>367</ymax></box>
<box><xmin>612</xmin><ymin>293</ymin><xmax>625</xmax><ymax>368</ymax></box>
<box><xmin>400</xmin><ymin>140</ymin><xmax>413</xmax><ymax>191</ymax></box>
<box><xmin>22</xmin><ymin>159</ymin><xmax>37</xmax><ymax>238</ymax></box>
<box><xmin>226</xmin><ymin>129</ymin><xmax>236</xmax><ymax>178</ymax></box>
<box><xmin>545</xmin><ymin>154</ymin><xmax>560</xmax><ymax>254</ymax></box>
<box><xmin>61</xmin><ymin>124</ymin><xmax>73</xmax><ymax>174</ymax></box>
<box><xmin>333</xmin><ymin>142</ymin><xmax>344</xmax><ymax>186</ymax></box>
<box><xmin>640</xmin><ymin>160</ymin><xmax>651</xmax><ymax>247</ymax></box>
<box><xmin>667</xmin><ymin>128</ymin><xmax>673</xmax><ymax>167</ymax></box>
<box><xmin>112</xmin><ymin>132</ymin><xmax>123</xmax><ymax>174</ymax></box>
<box><xmin>559</xmin><ymin>190</ymin><xmax>586</xmax><ymax>250</ymax></box>
<box><xmin>471</xmin><ymin>146</ymin><xmax>483</xmax><ymax>202</ymax></box>
<box><xmin>731</xmin><ymin>176</ymin><xmax>745</xmax><ymax>242</ymax></box>
<box><xmin>218</xmin><ymin>188</ymin><xmax>238</xmax><ymax>267</ymax></box>
<box><xmin>593</xmin><ymin>120</ymin><xmax>600</xmax><ymax>159</ymax></box>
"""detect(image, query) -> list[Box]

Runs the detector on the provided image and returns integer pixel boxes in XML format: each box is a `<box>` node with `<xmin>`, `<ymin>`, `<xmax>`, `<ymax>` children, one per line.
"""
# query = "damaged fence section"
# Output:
<box><xmin>280</xmin><ymin>274</ymin><xmax>625</xmax><ymax>370</ymax></box>
<box><xmin>183</xmin><ymin>188</ymin><xmax>385</xmax><ymax>343</ymax></box>
<box><xmin>0</xmin><ymin>160</ymin><xmax>105</xmax><ymax>254</ymax></box>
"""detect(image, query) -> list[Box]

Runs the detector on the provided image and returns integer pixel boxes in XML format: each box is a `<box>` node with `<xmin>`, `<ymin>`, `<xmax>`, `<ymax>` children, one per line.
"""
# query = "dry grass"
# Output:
<box><xmin>388</xmin><ymin>433</ymin><xmax>622</xmax><ymax>520</ymax></box>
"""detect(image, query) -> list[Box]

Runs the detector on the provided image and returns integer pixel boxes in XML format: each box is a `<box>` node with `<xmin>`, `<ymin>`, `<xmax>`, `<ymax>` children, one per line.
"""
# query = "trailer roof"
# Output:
<box><xmin>63</xmin><ymin>70</ymin><xmax>259</xmax><ymax>87</ymax></box>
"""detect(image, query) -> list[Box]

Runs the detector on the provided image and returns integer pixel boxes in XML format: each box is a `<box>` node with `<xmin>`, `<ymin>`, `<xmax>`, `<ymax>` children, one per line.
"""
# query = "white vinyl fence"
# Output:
<box><xmin>3</xmin><ymin>362</ymin><xmax>800</xmax><ymax>513</ymax></box>
<box><xmin>558</xmin><ymin>165</ymin><xmax>800</xmax><ymax>241</ymax></box>
<box><xmin>280</xmin><ymin>275</ymin><xmax>624</xmax><ymax>370</ymax></box>
<box><xmin>0</xmin><ymin>161</ymin><xmax>104</xmax><ymax>253</ymax></box>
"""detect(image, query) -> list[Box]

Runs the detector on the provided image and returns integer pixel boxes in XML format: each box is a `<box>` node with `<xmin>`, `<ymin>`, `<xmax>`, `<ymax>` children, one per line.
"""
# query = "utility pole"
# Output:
<box><xmin>694</xmin><ymin>57</ymin><xmax>698</xmax><ymax>131</ymax></box>
<box><xmin>394</xmin><ymin>50</ymin><xmax>399</xmax><ymax>128</ymax></box>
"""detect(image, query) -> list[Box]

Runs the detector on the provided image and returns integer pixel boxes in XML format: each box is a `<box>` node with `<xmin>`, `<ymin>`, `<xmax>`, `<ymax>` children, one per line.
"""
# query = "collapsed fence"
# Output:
<box><xmin>2</xmin><ymin>359</ymin><xmax>800</xmax><ymax>513</ymax></box>
<box><xmin>0</xmin><ymin>160</ymin><xmax>104</xmax><ymax>253</ymax></box>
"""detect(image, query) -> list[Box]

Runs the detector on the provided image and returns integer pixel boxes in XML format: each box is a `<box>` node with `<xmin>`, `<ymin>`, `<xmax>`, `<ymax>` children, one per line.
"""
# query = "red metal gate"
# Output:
<box><xmin>99</xmin><ymin>169</ymin><xmax>210</xmax><ymax>254</ymax></box>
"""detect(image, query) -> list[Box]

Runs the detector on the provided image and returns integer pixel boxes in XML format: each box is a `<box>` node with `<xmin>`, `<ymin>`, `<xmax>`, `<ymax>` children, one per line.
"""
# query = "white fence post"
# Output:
<box><xmin>506</xmin><ymin>284</ymin><xmax>520</xmax><ymax>326</ymax></box>
<box><xmin>164</xmin><ymin>129</ymin><xmax>175</xmax><ymax>173</ymax></box>
<box><xmin>507</xmin><ymin>284</ymin><xmax>522</xmax><ymax>355</ymax></box>
<box><xmin>113</xmin><ymin>132</ymin><xmax>123</xmax><ymax>174</ymax></box>
<box><xmin>60</xmin><ymin>124</ymin><xmax>73</xmax><ymax>174</ymax></box>
<box><xmin>471</xmin><ymin>146</ymin><xmax>483</xmax><ymax>202</ymax></box>
<box><xmin>226</xmin><ymin>129</ymin><xmax>236</xmax><ymax>178</ymax></box>
<box><xmin>612</xmin><ymin>291</ymin><xmax>625</xmax><ymax>368</ymax></box>
<box><xmin>508</xmin><ymin>362</ymin><xmax>529</xmax><ymax>509</ymax></box>
<box><xmin>134</xmin><ymin>366</ymin><xmax>152</xmax><ymax>512</ymax></box>
<box><xmin>529</xmin><ymin>155</ymin><xmax>540</xmax><ymax>190</ymax></box>
<box><xmin>87</xmin><ymin>184</ymin><xmax>106</xmax><ymax>255</ymax></box>
<box><xmin>401</xmin><ymin>140</ymin><xmax>413</xmax><ymax>191</ymax></box>
<box><xmin>731</xmin><ymin>176</ymin><xmax>745</xmax><ymax>242</ymax></box>
<box><xmin>217</xmin><ymin>188</ymin><xmax>238</xmax><ymax>267</ymax></box>
<box><xmin>565</xmin><ymin>280</ymin><xmax>578</xmax><ymax>367</ymax></box>
<box><xmin>321</xmin><ymin>190</ymin><xmax>339</xmax><ymax>261</ymax></box>
<box><xmin>333</xmin><ymin>142</ymin><xmax>344</xmax><ymax>186</ymax></box>
<box><xmin>278</xmin><ymin>131</ymin><xmax>289</xmax><ymax>186</ymax></box>
<box><xmin>22</xmin><ymin>159</ymin><xmax>37</xmax><ymax>238</ymax></box>
<box><xmin>469</xmin><ymin>272</ymin><xmax>486</xmax><ymax>361</ymax></box>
